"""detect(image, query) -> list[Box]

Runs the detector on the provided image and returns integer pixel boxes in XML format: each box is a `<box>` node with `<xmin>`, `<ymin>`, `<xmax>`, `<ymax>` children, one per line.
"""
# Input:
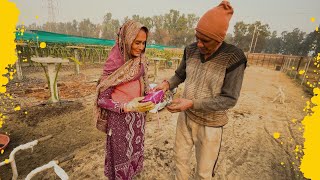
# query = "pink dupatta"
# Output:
<box><xmin>94</xmin><ymin>20</ymin><xmax>150</xmax><ymax>133</ymax></box>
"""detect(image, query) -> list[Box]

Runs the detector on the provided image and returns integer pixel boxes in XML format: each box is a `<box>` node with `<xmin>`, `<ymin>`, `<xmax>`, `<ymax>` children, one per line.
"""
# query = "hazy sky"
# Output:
<box><xmin>12</xmin><ymin>0</ymin><xmax>320</xmax><ymax>35</ymax></box>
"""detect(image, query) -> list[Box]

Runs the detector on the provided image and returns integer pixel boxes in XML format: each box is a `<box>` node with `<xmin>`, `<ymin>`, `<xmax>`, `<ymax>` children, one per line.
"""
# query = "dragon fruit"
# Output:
<box><xmin>141</xmin><ymin>90</ymin><xmax>165</xmax><ymax>104</ymax></box>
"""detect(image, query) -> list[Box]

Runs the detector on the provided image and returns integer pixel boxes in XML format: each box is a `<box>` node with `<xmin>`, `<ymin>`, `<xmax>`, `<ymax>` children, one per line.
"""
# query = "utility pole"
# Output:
<box><xmin>48</xmin><ymin>0</ymin><xmax>56</xmax><ymax>23</ymax></box>
<box><xmin>46</xmin><ymin>0</ymin><xmax>57</xmax><ymax>32</ymax></box>
<box><xmin>252</xmin><ymin>31</ymin><xmax>260</xmax><ymax>53</ymax></box>
<box><xmin>249</xmin><ymin>25</ymin><xmax>257</xmax><ymax>53</ymax></box>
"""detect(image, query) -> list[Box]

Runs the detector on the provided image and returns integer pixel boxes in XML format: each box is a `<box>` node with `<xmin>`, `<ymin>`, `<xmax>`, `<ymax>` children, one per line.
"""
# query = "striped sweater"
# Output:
<box><xmin>168</xmin><ymin>42</ymin><xmax>247</xmax><ymax>127</ymax></box>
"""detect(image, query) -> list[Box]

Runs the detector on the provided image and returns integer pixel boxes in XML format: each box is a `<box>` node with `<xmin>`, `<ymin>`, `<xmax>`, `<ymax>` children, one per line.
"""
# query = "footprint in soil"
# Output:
<box><xmin>232</xmin><ymin>110</ymin><xmax>251</xmax><ymax>118</ymax></box>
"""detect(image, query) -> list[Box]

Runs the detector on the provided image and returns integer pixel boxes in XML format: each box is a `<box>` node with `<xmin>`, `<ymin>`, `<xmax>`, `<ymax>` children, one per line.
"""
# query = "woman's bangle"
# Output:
<box><xmin>121</xmin><ymin>103</ymin><xmax>127</xmax><ymax>113</ymax></box>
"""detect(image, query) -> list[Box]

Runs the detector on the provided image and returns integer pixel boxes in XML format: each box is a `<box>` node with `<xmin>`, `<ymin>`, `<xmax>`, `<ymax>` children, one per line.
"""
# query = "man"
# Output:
<box><xmin>154</xmin><ymin>1</ymin><xmax>247</xmax><ymax>179</ymax></box>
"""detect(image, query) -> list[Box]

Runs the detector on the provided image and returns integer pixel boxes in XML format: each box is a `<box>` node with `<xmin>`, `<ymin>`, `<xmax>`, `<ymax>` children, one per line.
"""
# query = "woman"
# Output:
<box><xmin>94</xmin><ymin>20</ymin><xmax>155</xmax><ymax>180</ymax></box>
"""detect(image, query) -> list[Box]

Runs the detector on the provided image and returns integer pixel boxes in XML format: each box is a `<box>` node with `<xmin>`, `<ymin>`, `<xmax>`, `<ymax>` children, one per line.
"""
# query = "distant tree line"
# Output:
<box><xmin>230</xmin><ymin>21</ymin><xmax>320</xmax><ymax>56</ymax></box>
<box><xmin>19</xmin><ymin>10</ymin><xmax>320</xmax><ymax>56</ymax></box>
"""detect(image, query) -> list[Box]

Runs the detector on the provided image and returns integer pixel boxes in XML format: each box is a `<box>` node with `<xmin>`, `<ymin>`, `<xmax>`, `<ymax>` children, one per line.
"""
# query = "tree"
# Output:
<box><xmin>249</xmin><ymin>21</ymin><xmax>271</xmax><ymax>53</ymax></box>
<box><xmin>281</xmin><ymin>28</ymin><xmax>306</xmax><ymax>55</ymax></box>
<box><xmin>101</xmin><ymin>13</ymin><xmax>120</xmax><ymax>40</ymax></box>
<box><xmin>233</xmin><ymin>21</ymin><xmax>271</xmax><ymax>53</ymax></box>
<box><xmin>42</xmin><ymin>22</ymin><xmax>58</xmax><ymax>32</ymax></box>
<box><xmin>265</xmin><ymin>31</ymin><xmax>282</xmax><ymax>54</ymax></box>
<box><xmin>185</xmin><ymin>14</ymin><xmax>199</xmax><ymax>44</ymax></box>
<box><xmin>296</xmin><ymin>27</ymin><xmax>320</xmax><ymax>57</ymax></box>
<box><xmin>233</xmin><ymin>21</ymin><xmax>250</xmax><ymax>51</ymax></box>
<box><xmin>27</xmin><ymin>23</ymin><xmax>41</xmax><ymax>30</ymax></box>
<box><xmin>56</xmin><ymin>22</ymin><xmax>67</xmax><ymax>34</ymax></box>
<box><xmin>78</xmin><ymin>18</ymin><xmax>98</xmax><ymax>38</ymax></box>
<box><xmin>71</xmin><ymin>20</ymin><xmax>79</xmax><ymax>36</ymax></box>
<box><xmin>313</xmin><ymin>27</ymin><xmax>320</xmax><ymax>56</ymax></box>
<box><xmin>163</xmin><ymin>10</ymin><xmax>186</xmax><ymax>46</ymax></box>
<box><xmin>152</xmin><ymin>15</ymin><xmax>170</xmax><ymax>45</ymax></box>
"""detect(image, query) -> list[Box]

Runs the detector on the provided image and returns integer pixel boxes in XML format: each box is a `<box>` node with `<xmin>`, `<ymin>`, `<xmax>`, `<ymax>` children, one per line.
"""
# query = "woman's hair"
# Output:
<box><xmin>141</xmin><ymin>26</ymin><xmax>149</xmax><ymax>34</ymax></box>
<box><xmin>136</xmin><ymin>26</ymin><xmax>149</xmax><ymax>54</ymax></box>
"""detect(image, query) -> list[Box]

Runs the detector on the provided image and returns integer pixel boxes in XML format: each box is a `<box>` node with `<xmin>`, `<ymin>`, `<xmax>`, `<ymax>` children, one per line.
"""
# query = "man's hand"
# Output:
<box><xmin>153</xmin><ymin>80</ymin><xmax>170</xmax><ymax>92</ymax></box>
<box><xmin>166</xmin><ymin>98</ymin><xmax>193</xmax><ymax>113</ymax></box>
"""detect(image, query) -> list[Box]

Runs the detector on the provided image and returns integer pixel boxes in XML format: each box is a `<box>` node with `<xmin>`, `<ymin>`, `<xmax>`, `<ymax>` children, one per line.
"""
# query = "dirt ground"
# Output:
<box><xmin>0</xmin><ymin>63</ymin><xmax>309</xmax><ymax>180</ymax></box>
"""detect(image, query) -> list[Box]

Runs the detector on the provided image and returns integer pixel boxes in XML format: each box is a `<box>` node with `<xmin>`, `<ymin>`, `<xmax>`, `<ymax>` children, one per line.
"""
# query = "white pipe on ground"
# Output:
<box><xmin>0</xmin><ymin>135</ymin><xmax>52</xmax><ymax>180</ymax></box>
<box><xmin>25</xmin><ymin>160</ymin><xmax>69</xmax><ymax>180</ymax></box>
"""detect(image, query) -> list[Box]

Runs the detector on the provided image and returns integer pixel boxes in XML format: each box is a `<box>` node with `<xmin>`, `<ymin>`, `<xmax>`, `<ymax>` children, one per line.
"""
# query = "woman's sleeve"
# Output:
<box><xmin>97</xmin><ymin>86</ymin><xmax>124</xmax><ymax>113</ymax></box>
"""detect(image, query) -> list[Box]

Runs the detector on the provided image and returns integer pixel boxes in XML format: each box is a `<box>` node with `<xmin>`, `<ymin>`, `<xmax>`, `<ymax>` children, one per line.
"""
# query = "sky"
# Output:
<box><xmin>12</xmin><ymin>0</ymin><xmax>320</xmax><ymax>35</ymax></box>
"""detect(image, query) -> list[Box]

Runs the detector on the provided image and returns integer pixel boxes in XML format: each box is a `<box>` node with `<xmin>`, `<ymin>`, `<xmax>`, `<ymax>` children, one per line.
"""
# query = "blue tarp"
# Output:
<box><xmin>15</xmin><ymin>30</ymin><xmax>175</xmax><ymax>50</ymax></box>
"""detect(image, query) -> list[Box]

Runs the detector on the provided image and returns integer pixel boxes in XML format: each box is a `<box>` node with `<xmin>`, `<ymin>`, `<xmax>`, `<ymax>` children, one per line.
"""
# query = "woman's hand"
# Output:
<box><xmin>124</xmin><ymin>97</ymin><xmax>155</xmax><ymax>113</ymax></box>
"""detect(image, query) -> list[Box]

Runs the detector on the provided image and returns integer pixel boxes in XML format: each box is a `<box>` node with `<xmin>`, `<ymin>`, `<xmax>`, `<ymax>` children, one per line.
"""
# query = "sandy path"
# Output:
<box><xmin>1</xmin><ymin>66</ymin><xmax>308</xmax><ymax>180</ymax></box>
<box><xmin>65</xmin><ymin>66</ymin><xmax>307</xmax><ymax>180</ymax></box>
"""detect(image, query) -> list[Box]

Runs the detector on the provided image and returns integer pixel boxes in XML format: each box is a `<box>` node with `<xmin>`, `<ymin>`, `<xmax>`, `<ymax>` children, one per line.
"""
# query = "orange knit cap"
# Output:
<box><xmin>195</xmin><ymin>1</ymin><xmax>234</xmax><ymax>42</ymax></box>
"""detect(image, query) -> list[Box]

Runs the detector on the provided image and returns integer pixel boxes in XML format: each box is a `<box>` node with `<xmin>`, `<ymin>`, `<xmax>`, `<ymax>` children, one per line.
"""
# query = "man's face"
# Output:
<box><xmin>195</xmin><ymin>31</ymin><xmax>221</xmax><ymax>56</ymax></box>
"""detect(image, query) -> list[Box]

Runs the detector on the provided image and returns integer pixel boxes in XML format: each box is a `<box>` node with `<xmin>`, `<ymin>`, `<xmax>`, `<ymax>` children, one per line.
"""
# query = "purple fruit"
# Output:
<box><xmin>141</xmin><ymin>90</ymin><xmax>165</xmax><ymax>104</ymax></box>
